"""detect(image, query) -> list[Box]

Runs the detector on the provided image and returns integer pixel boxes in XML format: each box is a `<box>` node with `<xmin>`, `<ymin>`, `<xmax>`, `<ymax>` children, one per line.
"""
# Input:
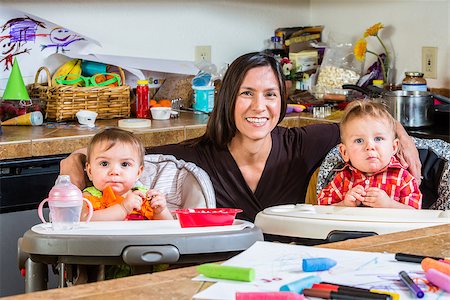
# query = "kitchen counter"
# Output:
<box><xmin>0</xmin><ymin>111</ymin><xmax>340</xmax><ymax>160</ymax></box>
<box><xmin>1</xmin><ymin>109</ymin><xmax>448</xmax><ymax>160</ymax></box>
<box><xmin>4</xmin><ymin>223</ymin><xmax>449</xmax><ymax>300</ymax></box>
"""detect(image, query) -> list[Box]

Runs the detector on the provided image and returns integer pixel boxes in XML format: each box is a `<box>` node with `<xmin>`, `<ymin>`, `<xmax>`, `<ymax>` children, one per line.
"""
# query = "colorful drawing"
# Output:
<box><xmin>0</xmin><ymin>16</ymin><xmax>46</xmax><ymax>70</ymax></box>
<box><xmin>41</xmin><ymin>27</ymin><xmax>84</xmax><ymax>53</ymax></box>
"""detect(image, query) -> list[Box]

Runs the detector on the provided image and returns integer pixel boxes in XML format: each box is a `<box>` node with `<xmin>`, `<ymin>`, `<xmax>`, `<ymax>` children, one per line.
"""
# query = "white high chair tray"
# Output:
<box><xmin>254</xmin><ymin>204</ymin><xmax>450</xmax><ymax>239</ymax></box>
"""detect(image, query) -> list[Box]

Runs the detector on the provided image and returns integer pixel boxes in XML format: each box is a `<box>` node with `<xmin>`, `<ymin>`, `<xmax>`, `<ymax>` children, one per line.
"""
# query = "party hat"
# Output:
<box><xmin>2</xmin><ymin>111</ymin><xmax>43</xmax><ymax>126</ymax></box>
<box><xmin>2</xmin><ymin>58</ymin><xmax>30</xmax><ymax>101</ymax></box>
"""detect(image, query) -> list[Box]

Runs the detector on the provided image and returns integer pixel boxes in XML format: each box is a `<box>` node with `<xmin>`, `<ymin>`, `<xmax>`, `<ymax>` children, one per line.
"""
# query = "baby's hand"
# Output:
<box><xmin>343</xmin><ymin>185</ymin><xmax>365</xmax><ymax>207</ymax></box>
<box><xmin>122</xmin><ymin>190</ymin><xmax>144</xmax><ymax>214</ymax></box>
<box><xmin>146</xmin><ymin>189</ymin><xmax>170</xmax><ymax>217</ymax></box>
<box><xmin>361</xmin><ymin>187</ymin><xmax>392</xmax><ymax>208</ymax></box>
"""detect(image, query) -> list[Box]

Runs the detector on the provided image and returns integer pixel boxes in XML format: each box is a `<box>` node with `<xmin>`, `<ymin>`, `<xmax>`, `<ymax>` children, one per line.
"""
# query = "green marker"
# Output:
<box><xmin>197</xmin><ymin>263</ymin><xmax>255</xmax><ymax>282</ymax></box>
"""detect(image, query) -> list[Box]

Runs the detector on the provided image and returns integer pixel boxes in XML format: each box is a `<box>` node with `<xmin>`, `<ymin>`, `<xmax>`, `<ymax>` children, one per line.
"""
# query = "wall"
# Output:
<box><xmin>310</xmin><ymin>0</ymin><xmax>449</xmax><ymax>88</ymax></box>
<box><xmin>2</xmin><ymin>0</ymin><xmax>449</xmax><ymax>88</ymax></box>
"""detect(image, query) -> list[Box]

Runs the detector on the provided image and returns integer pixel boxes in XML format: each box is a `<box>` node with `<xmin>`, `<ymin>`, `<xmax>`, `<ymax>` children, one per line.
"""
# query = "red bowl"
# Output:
<box><xmin>174</xmin><ymin>208</ymin><xmax>243</xmax><ymax>228</ymax></box>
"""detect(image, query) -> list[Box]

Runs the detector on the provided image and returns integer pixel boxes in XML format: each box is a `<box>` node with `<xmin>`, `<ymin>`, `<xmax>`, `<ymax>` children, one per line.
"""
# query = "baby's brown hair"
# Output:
<box><xmin>86</xmin><ymin>128</ymin><xmax>145</xmax><ymax>166</ymax></box>
<box><xmin>340</xmin><ymin>100</ymin><xmax>397</xmax><ymax>141</ymax></box>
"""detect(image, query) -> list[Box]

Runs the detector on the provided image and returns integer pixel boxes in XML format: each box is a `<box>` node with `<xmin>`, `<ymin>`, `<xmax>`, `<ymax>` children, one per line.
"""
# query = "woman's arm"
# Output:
<box><xmin>60</xmin><ymin>148</ymin><xmax>88</xmax><ymax>190</ymax></box>
<box><xmin>395</xmin><ymin>122</ymin><xmax>422</xmax><ymax>185</ymax></box>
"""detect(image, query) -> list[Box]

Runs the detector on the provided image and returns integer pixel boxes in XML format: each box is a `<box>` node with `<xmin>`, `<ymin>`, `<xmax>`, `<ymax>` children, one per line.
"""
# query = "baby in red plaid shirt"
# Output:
<box><xmin>318</xmin><ymin>101</ymin><xmax>422</xmax><ymax>209</ymax></box>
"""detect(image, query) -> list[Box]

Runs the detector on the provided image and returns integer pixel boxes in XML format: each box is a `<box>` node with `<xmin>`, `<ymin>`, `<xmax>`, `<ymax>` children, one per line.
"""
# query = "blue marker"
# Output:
<box><xmin>399</xmin><ymin>271</ymin><xmax>424</xmax><ymax>298</ymax></box>
<box><xmin>279</xmin><ymin>275</ymin><xmax>321</xmax><ymax>293</ymax></box>
<box><xmin>302</xmin><ymin>257</ymin><xmax>337</xmax><ymax>272</ymax></box>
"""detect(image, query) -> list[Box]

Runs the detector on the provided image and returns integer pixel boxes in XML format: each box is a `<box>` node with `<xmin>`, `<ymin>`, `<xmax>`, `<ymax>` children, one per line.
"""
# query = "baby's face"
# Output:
<box><xmin>339</xmin><ymin>116</ymin><xmax>399</xmax><ymax>176</ymax></box>
<box><xmin>86</xmin><ymin>141</ymin><xmax>143</xmax><ymax>196</ymax></box>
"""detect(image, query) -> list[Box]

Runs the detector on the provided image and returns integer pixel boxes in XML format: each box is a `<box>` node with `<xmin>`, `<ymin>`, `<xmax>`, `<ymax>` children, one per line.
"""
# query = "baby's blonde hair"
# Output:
<box><xmin>86</xmin><ymin>128</ymin><xmax>145</xmax><ymax>166</ymax></box>
<box><xmin>340</xmin><ymin>100</ymin><xmax>397</xmax><ymax>141</ymax></box>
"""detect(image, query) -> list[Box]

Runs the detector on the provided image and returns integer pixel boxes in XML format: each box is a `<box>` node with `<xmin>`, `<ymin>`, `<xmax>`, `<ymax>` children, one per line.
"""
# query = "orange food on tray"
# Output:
<box><xmin>85</xmin><ymin>186</ymin><xmax>153</xmax><ymax>220</ymax></box>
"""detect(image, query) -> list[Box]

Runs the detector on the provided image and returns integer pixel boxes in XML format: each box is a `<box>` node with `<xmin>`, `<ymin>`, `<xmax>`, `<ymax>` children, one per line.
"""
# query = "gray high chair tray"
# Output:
<box><xmin>19</xmin><ymin>220</ymin><xmax>263</xmax><ymax>293</ymax></box>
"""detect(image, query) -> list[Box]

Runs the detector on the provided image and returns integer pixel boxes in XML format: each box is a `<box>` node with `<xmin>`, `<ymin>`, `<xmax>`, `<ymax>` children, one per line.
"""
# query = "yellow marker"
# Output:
<box><xmin>371</xmin><ymin>289</ymin><xmax>400</xmax><ymax>300</ymax></box>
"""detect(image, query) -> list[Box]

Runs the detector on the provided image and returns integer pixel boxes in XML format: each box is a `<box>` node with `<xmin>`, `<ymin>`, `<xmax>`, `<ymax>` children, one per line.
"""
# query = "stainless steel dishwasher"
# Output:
<box><xmin>0</xmin><ymin>155</ymin><xmax>65</xmax><ymax>296</ymax></box>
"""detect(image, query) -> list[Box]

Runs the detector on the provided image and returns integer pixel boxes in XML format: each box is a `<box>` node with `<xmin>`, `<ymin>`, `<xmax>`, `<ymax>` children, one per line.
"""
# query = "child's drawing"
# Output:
<box><xmin>41</xmin><ymin>27</ymin><xmax>84</xmax><ymax>53</ymax></box>
<box><xmin>0</xmin><ymin>16</ymin><xmax>46</xmax><ymax>70</ymax></box>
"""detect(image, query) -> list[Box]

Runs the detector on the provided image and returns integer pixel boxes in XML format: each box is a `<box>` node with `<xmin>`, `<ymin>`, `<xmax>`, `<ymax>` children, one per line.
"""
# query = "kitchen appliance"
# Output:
<box><xmin>342</xmin><ymin>85</ymin><xmax>450</xmax><ymax>128</ymax></box>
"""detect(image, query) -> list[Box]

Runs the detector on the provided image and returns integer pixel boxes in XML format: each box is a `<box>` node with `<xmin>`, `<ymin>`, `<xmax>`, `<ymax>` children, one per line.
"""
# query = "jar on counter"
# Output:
<box><xmin>402</xmin><ymin>72</ymin><xmax>427</xmax><ymax>92</ymax></box>
<box><xmin>136</xmin><ymin>80</ymin><xmax>149</xmax><ymax>118</ymax></box>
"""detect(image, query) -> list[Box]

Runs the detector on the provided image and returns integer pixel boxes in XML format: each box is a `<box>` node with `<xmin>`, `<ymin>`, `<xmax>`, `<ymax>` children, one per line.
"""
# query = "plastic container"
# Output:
<box><xmin>38</xmin><ymin>175</ymin><xmax>93</xmax><ymax>230</ymax></box>
<box><xmin>76</xmin><ymin>110</ymin><xmax>98</xmax><ymax>127</ymax></box>
<box><xmin>402</xmin><ymin>72</ymin><xmax>427</xmax><ymax>92</ymax></box>
<box><xmin>136</xmin><ymin>80</ymin><xmax>149</xmax><ymax>118</ymax></box>
<box><xmin>192</xmin><ymin>85</ymin><xmax>215</xmax><ymax>113</ymax></box>
<box><xmin>150</xmin><ymin>107</ymin><xmax>172</xmax><ymax>120</ymax></box>
<box><xmin>174</xmin><ymin>208</ymin><xmax>242</xmax><ymax>228</ymax></box>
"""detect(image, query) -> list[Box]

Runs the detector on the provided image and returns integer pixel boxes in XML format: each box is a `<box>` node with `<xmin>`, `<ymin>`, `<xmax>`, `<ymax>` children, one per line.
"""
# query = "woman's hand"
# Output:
<box><xmin>60</xmin><ymin>148</ymin><xmax>88</xmax><ymax>190</ymax></box>
<box><xmin>395</xmin><ymin>122</ymin><xmax>422</xmax><ymax>185</ymax></box>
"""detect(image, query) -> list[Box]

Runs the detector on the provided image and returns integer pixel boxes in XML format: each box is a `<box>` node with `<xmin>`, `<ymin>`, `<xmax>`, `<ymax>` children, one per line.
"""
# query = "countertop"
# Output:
<box><xmin>0</xmin><ymin>111</ymin><xmax>339</xmax><ymax>160</ymax></box>
<box><xmin>4</xmin><ymin>223</ymin><xmax>449</xmax><ymax>300</ymax></box>
<box><xmin>1</xmin><ymin>109</ymin><xmax>448</xmax><ymax>161</ymax></box>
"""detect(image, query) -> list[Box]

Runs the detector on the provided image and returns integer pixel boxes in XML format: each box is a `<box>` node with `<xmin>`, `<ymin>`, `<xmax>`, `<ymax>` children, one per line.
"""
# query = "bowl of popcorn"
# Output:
<box><xmin>174</xmin><ymin>208</ymin><xmax>242</xmax><ymax>227</ymax></box>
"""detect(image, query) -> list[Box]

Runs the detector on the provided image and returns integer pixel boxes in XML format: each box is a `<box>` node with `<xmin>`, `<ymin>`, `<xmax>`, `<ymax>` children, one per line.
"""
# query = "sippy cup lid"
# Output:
<box><xmin>47</xmin><ymin>175</ymin><xmax>83</xmax><ymax>203</ymax></box>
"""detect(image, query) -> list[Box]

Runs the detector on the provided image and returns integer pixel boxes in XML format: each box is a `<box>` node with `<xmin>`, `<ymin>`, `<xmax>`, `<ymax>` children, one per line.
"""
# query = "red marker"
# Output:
<box><xmin>312</xmin><ymin>283</ymin><xmax>393</xmax><ymax>300</ymax></box>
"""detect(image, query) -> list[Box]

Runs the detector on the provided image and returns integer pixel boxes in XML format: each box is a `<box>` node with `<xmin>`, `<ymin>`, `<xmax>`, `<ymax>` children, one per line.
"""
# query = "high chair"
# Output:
<box><xmin>18</xmin><ymin>155</ymin><xmax>263</xmax><ymax>293</ymax></box>
<box><xmin>255</xmin><ymin>138</ymin><xmax>450</xmax><ymax>244</ymax></box>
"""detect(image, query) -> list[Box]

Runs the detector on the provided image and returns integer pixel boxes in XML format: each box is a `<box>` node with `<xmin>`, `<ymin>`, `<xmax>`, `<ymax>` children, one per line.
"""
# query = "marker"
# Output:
<box><xmin>236</xmin><ymin>292</ymin><xmax>305</xmax><ymax>300</ymax></box>
<box><xmin>311</xmin><ymin>284</ymin><xmax>391</xmax><ymax>300</ymax></box>
<box><xmin>421</xmin><ymin>257</ymin><xmax>450</xmax><ymax>276</ymax></box>
<box><xmin>303</xmin><ymin>288</ymin><xmax>382</xmax><ymax>300</ymax></box>
<box><xmin>395</xmin><ymin>253</ymin><xmax>444</xmax><ymax>263</ymax></box>
<box><xmin>279</xmin><ymin>275</ymin><xmax>321</xmax><ymax>293</ymax></box>
<box><xmin>196</xmin><ymin>263</ymin><xmax>255</xmax><ymax>282</ymax></box>
<box><xmin>317</xmin><ymin>282</ymin><xmax>398</xmax><ymax>300</ymax></box>
<box><xmin>425</xmin><ymin>269</ymin><xmax>450</xmax><ymax>293</ymax></box>
<box><xmin>398</xmin><ymin>271</ymin><xmax>424</xmax><ymax>298</ymax></box>
<box><xmin>302</xmin><ymin>257</ymin><xmax>337</xmax><ymax>272</ymax></box>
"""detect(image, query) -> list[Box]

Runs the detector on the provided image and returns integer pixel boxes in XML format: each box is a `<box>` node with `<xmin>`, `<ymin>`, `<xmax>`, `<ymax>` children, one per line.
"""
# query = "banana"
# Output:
<box><xmin>51</xmin><ymin>59</ymin><xmax>82</xmax><ymax>86</ymax></box>
<box><xmin>65</xmin><ymin>59</ymin><xmax>83</xmax><ymax>87</ymax></box>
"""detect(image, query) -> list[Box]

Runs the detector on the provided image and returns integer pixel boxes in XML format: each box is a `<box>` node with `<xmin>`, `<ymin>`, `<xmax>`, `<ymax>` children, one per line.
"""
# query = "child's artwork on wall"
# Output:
<box><xmin>0</xmin><ymin>6</ymin><xmax>100</xmax><ymax>93</ymax></box>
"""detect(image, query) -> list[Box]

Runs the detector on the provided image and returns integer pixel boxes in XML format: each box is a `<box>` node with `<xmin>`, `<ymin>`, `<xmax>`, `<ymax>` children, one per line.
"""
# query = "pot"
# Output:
<box><xmin>342</xmin><ymin>85</ymin><xmax>450</xmax><ymax>128</ymax></box>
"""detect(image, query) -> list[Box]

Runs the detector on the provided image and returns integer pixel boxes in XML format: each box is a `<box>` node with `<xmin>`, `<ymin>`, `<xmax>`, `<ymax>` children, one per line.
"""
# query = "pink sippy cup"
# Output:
<box><xmin>38</xmin><ymin>175</ymin><xmax>93</xmax><ymax>230</ymax></box>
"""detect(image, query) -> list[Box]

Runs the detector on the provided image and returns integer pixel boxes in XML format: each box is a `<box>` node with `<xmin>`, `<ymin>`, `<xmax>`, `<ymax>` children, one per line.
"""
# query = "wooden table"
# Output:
<box><xmin>5</xmin><ymin>224</ymin><xmax>449</xmax><ymax>300</ymax></box>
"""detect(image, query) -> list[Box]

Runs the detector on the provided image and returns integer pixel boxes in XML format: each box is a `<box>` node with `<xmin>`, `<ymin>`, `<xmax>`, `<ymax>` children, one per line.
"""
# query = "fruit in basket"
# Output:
<box><xmin>52</xmin><ymin>59</ymin><xmax>82</xmax><ymax>86</ymax></box>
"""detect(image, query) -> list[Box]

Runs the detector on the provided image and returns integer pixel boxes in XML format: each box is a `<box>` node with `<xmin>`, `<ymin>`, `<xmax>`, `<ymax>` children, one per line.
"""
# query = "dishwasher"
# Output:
<box><xmin>0</xmin><ymin>155</ymin><xmax>66</xmax><ymax>296</ymax></box>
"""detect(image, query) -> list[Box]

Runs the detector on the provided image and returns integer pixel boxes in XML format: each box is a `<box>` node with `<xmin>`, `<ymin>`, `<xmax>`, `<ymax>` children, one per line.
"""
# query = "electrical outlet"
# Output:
<box><xmin>195</xmin><ymin>45</ymin><xmax>211</xmax><ymax>64</ymax></box>
<box><xmin>422</xmin><ymin>47</ymin><xmax>437</xmax><ymax>79</ymax></box>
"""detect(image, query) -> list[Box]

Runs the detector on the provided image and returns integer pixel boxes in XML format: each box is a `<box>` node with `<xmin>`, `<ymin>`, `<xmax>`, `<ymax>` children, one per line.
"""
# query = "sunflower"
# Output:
<box><xmin>354</xmin><ymin>38</ymin><xmax>367</xmax><ymax>61</ymax></box>
<box><xmin>364</xmin><ymin>22</ymin><xmax>384</xmax><ymax>37</ymax></box>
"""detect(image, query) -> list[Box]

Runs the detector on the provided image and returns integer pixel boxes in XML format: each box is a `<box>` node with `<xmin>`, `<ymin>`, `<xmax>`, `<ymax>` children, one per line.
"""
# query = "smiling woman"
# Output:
<box><xmin>145</xmin><ymin>52</ymin><xmax>341</xmax><ymax>221</ymax></box>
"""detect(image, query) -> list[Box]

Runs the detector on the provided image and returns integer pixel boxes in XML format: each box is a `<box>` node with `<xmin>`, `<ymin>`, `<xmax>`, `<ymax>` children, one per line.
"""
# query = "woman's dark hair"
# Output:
<box><xmin>199</xmin><ymin>51</ymin><xmax>287</xmax><ymax>149</ymax></box>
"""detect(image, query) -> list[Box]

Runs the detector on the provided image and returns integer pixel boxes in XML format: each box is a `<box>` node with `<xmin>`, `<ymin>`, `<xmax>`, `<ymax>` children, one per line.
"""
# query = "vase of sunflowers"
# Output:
<box><xmin>354</xmin><ymin>22</ymin><xmax>393</xmax><ymax>88</ymax></box>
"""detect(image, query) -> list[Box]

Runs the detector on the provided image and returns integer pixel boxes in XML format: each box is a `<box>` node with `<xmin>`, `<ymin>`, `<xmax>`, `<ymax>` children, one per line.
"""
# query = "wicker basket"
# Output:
<box><xmin>28</xmin><ymin>66</ymin><xmax>131</xmax><ymax>122</ymax></box>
